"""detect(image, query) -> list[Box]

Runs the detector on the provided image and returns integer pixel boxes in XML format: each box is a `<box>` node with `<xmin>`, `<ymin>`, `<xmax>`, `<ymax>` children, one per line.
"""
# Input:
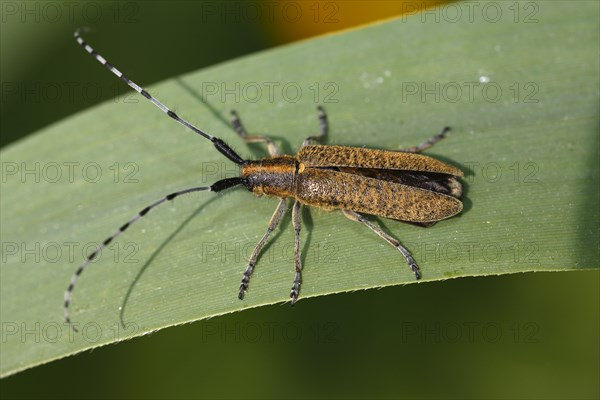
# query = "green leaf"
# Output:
<box><xmin>1</xmin><ymin>1</ymin><xmax>598</xmax><ymax>378</ymax></box>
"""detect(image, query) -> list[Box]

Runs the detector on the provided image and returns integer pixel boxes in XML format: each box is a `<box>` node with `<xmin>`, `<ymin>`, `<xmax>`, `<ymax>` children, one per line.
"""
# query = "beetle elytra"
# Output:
<box><xmin>65</xmin><ymin>29</ymin><xmax>463</xmax><ymax>331</ymax></box>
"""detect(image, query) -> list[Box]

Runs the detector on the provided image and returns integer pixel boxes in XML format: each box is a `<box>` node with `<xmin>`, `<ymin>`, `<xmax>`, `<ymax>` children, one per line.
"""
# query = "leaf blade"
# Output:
<box><xmin>1</xmin><ymin>1</ymin><xmax>598</xmax><ymax>377</ymax></box>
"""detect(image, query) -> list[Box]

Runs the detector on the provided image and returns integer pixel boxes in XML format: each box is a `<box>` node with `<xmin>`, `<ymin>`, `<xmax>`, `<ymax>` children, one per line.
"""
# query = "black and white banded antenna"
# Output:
<box><xmin>73</xmin><ymin>28</ymin><xmax>244</xmax><ymax>165</ymax></box>
<box><xmin>65</xmin><ymin>29</ymin><xmax>246</xmax><ymax>331</ymax></box>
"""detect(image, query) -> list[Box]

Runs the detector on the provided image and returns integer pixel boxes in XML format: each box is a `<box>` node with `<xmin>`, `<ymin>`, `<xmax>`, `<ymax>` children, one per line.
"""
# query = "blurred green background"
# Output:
<box><xmin>1</xmin><ymin>1</ymin><xmax>598</xmax><ymax>399</ymax></box>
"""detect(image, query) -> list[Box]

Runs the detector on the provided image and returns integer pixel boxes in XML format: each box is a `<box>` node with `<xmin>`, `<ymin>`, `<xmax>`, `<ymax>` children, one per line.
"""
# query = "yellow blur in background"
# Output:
<box><xmin>264</xmin><ymin>0</ymin><xmax>450</xmax><ymax>42</ymax></box>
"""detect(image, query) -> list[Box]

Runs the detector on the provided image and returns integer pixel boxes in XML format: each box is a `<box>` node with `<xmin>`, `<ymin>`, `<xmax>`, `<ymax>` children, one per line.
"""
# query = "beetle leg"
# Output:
<box><xmin>290</xmin><ymin>200</ymin><xmax>303</xmax><ymax>304</ymax></box>
<box><xmin>302</xmin><ymin>105</ymin><xmax>328</xmax><ymax>146</ymax></box>
<box><xmin>230</xmin><ymin>110</ymin><xmax>280</xmax><ymax>156</ymax></box>
<box><xmin>341</xmin><ymin>210</ymin><xmax>421</xmax><ymax>279</ymax></box>
<box><xmin>238</xmin><ymin>198</ymin><xmax>287</xmax><ymax>300</ymax></box>
<box><xmin>399</xmin><ymin>126</ymin><xmax>450</xmax><ymax>153</ymax></box>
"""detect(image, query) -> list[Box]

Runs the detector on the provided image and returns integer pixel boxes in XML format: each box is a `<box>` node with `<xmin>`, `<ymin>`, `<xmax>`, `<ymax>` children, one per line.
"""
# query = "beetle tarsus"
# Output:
<box><xmin>411</xmin><ymin>263</ymin><xmax>422</xmax><ymax>280</ymax></box>
<box><xmin>238</xmin><ymin>275</ymin><xmax>250</xmax><ymax>300</ymax></box>
<box><xmin>290</xmin><ymin>272</ymin><xmax>301</xmax><ymax>305</ymax></box>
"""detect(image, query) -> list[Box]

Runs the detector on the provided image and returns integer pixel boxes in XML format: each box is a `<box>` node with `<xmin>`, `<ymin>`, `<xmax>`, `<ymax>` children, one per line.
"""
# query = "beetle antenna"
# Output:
<box><xmin>74</xmin><ymin>28</ymin><xmax>244</xmax><ymax>165</ymax></box>
<box><xmin>64</xmin><ymin>178</ymin><xmax>244</xmax><ymax>332</ymax></box>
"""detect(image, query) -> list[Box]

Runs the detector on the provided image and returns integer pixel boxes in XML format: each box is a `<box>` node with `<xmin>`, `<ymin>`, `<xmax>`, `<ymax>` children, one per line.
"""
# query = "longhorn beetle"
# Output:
<box><xmin>65</xmin><ymin>29</ymin><xmax>464</xmax><ymax>331</ymax></box>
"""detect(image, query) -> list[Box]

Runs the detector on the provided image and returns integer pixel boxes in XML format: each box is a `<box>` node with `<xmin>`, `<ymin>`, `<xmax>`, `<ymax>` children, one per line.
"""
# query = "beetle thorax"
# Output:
<box><xmin>242</xmin><ymin>156</ymin><xmax>298</xmax><ymax>197</ymax></box>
